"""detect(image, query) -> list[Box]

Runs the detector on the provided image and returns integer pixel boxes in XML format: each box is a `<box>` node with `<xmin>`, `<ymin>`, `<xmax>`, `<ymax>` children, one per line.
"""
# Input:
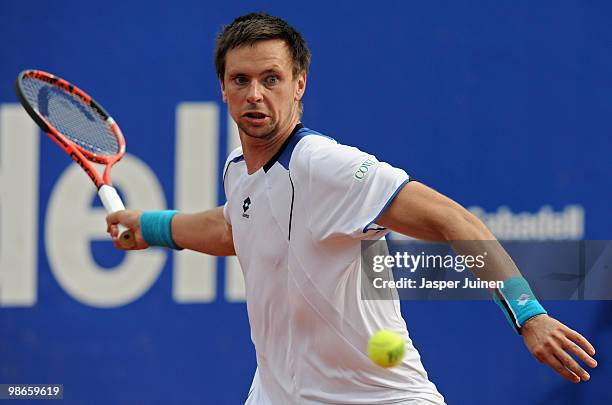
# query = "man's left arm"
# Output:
<box><xmin>376</xmin><ymin>180</ymin><xmax>598</xmax><ymax>383</ymax></box>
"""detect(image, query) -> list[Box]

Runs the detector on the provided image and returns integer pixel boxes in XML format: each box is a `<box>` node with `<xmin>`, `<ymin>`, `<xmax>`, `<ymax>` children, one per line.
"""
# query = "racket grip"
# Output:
<box><xmin>98</xmin><ymin>185</ymin><xmax>136</xmax><ymax>249</ymax></box>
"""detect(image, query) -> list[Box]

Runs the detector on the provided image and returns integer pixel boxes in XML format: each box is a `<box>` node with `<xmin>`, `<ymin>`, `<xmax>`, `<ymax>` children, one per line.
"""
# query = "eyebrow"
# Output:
<box><xmin>261</xmin><ymin>69</ymin><xmax>281</xmax><ymax>75</ymax></box>
<box><xmin>228</xmin><ymin>67</ymin><xmax>283</xmax><ymax>78</ymax></box>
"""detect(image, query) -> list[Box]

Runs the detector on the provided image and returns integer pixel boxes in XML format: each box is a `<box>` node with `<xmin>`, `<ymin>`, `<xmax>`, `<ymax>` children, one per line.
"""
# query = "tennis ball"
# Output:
<box><xmin>367</xmin><ymin>329</ymin><xmax>406</xmax><ymax>368</ymax></box>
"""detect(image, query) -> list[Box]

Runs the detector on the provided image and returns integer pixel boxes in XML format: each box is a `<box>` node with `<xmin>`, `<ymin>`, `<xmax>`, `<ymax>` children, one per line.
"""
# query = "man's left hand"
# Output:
<box><xmin>521</xmin><ymin>314</ymin><xmax>598</xmax><ymax>383</ymax></box>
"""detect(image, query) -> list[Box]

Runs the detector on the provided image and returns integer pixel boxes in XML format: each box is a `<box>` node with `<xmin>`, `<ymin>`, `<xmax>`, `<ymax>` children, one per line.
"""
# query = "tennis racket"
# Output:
<box><xmin>15</xmin><ymin>69</ymin><xmax>135</xmax><ymax>248</ymax></box>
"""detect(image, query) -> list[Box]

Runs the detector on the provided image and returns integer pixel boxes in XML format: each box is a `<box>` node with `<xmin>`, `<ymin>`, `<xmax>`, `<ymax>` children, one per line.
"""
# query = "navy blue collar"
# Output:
<box><xmin>263</xmin><ymin>123</ymin><xmax>305</xmax><ymax>172</ymax></box>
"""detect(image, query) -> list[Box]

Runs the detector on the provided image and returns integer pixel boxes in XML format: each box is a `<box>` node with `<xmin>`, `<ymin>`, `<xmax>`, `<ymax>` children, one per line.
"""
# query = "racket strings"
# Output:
<box><xmin>21</xmin><ymin>77</ymin><xmax>120</xmax><ymax>157</ymax></box>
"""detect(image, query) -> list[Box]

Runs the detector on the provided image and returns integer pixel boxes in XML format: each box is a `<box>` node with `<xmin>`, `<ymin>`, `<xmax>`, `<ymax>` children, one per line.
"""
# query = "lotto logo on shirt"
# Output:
<box><xmin>242</xmin><ymin>197</ymin><xmax>251</xmax><ymax>218</ymax></box>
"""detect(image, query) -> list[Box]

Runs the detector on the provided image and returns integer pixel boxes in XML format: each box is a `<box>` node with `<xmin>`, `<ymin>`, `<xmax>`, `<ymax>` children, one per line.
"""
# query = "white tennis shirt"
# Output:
<box><xmin>223</xmin><ymin>124</ymin><xmax>445</xmax><ymax>405</ymax></box>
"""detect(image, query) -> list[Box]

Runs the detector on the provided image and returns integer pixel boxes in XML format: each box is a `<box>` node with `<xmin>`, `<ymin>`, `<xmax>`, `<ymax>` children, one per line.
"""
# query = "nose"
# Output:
<box><xmin>246</xmin><ymin>81</ymin><xmax>263</xmax><ymax>104</ymax></box>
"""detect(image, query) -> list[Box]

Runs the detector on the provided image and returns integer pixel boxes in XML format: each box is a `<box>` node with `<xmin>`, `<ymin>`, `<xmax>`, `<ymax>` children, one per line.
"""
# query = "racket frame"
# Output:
<box><xmin>15</xmin><ymin>70</ymin><xmax>126</xmax><ymax>188</ymax></box>
<box><xmin>15</xmin><ymin>69</ymin><xmax>135</xmax><ymax>248</ymax></box>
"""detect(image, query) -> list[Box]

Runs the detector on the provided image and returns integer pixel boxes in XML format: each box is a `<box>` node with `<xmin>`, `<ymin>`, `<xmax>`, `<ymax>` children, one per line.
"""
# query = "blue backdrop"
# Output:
<box><xmin>0</xmin><ymin>1</ymin><xmax>610</xmax><ymax>403</ymax></box>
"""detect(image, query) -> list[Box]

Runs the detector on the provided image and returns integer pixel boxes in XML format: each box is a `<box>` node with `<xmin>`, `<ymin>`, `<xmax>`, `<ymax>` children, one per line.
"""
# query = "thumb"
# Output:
<box><xmin>106</xmin><ymin>210</ymin><xmax>124</xmax><ymax>227</ymax></box>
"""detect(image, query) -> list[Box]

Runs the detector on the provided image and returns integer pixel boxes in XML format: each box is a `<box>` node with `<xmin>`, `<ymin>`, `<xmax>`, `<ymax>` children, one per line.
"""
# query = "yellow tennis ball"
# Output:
<box><xmin>368</xmin><ymin>329</ymin><xmax>406</xmax><ymax>368</ymax></box>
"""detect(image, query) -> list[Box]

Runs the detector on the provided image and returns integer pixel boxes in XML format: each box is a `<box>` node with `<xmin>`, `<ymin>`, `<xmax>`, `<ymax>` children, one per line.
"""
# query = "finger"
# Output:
<box><xmin>113</xmin><ymin>236</ymin><xmax>126</xmax><ymax>250</ymax></box>
<box><xmin>566</xmin><ymin>329</ymin><xmax>596</xmax><ymax>357</ymax></box>
<box><xmin>106</xmin><ymin>211</ymin><xmax>121</xmax><ymax>226</ymax></box>
<box><xmin>544</xmin><ymin>354</ymin><xmax>580</xmax><ymax>383</ymax></box>
<box><xmin>109</xmin><ymin>224</ymin><xmax>119</xmax><ymax>238</ymax></box>
<box><xmin>554</xmin><ymin>346</ymin><xmax>591</xmax><ymax>381</ymax></box>
<box><xmin>563</xmin><ymin>339</ymin><xmax>598</xmax><ymax>369</ymax></box>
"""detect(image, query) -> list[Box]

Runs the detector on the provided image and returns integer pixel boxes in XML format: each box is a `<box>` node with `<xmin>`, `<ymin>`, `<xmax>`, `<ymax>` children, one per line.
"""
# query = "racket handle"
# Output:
<box><xmin>98</xmin><ymin>185</ymin><xmax>136</xmax><ymax>249</ymax></box>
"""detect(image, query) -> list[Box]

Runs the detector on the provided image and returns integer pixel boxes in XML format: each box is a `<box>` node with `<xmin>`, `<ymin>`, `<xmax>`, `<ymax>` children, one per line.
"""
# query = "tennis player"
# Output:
<box><xmin>107</xmin><ymin>13</ymin><xmax>597</xmax><ymax>404</ymax></box>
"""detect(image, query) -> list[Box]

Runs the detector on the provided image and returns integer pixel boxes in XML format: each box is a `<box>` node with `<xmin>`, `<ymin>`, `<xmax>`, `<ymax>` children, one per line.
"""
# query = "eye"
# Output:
<box><xmin>265</xmin><ymin>75</ymin><xmax>279</xmax><ymax>86</ymax></box>
<box><xmin>233</xmin><ymin>76</ymin><xmax>249</xmax><ymax>86</ymax></box>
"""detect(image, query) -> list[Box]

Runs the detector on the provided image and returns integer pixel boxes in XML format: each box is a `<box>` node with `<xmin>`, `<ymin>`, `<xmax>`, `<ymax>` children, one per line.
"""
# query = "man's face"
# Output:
<box><xmin>221</xmin><ymin>39</ymin><xmax>306</xmax><ymax>140</ymax></box>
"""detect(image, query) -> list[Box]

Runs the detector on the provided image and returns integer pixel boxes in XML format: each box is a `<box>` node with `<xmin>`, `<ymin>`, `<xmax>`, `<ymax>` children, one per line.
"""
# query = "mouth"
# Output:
<box><xmin>242</xmin><ymin>111</ymin><xmax>268</xmax><ymax>119</ymax></box>
<box><xmin>241</xmin><ymin>111</ymin><xmax>269</xmax><ymax>127</ymax></box>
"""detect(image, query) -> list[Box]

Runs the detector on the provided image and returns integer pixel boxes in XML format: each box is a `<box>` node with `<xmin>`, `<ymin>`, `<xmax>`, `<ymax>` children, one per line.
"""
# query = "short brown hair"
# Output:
<box><xmin>214</xmin><ymin>13</ymin><xmax>311</xmax><ymax>82</ymax></box>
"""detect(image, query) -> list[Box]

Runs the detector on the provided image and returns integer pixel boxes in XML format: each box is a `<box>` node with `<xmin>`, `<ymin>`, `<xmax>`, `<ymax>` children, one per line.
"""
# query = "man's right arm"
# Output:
<box><xmin>106</xmin><ymin>206</ymin><xmax>235</xmax><ymax>256</ymax></box>
<box><xmin>172</xmin><ymin>207</ymin><xmax>235</xmax><ymax>255</ymax></box>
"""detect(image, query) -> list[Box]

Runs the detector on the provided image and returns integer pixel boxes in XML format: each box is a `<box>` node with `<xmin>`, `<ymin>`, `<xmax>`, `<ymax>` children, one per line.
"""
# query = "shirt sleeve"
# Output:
<box><xmin>222</xmin><ymin>147</ymin><xmax>243</xmax><ymax>227</ymax></box>
<box><xmin>223</xmin><ymin>202</ymin><xmax>231</xmax><ymax>225</ymax></box>
<box><xmin>291</xmin><ymin>137</ymin><xmax>410</xmax><ymax>241</ymax></box>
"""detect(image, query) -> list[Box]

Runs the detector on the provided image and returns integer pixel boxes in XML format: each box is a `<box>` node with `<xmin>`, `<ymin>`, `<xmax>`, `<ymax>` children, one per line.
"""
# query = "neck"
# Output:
<box><xmin>240</xmin><ymin>116</ymin><xmax>301</xmax><ymax>174</ymax></box>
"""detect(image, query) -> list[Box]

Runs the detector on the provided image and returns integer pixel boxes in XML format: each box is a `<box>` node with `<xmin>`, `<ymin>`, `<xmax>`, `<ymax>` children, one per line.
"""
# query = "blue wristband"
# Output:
<box><xmin>140</xmin><ymin>210</ymin><xmax>182</xmax><ymax>250</ymax></box>
<box><xmin>493</xmin><ymin>276</ymin><xmax>547</xmax><ymax>334</ymax></box>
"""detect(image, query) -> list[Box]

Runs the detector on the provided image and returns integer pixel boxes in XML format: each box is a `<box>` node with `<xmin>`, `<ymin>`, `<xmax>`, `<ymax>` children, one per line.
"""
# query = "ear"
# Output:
<box><xmin>219</xmin><ymin>79</ymin><xmax>227</xmax><ymax>103</ymax></box>
<box><xmin>295</xmin><ymin>71</ymin><xmax>307</xmax><ymax>102</ymax></box>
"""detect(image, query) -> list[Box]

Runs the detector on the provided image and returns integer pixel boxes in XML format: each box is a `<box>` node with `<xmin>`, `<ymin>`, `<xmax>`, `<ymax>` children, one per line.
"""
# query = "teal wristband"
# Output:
<box><xmin>140</xmin><ymin>210</ymin><xmax>182</xmax><ymax>250</ymax></box>
<box><xmin>493</xmin><ymin>276</ymin><xmax>547</xmax><ymax>334</ymax></box>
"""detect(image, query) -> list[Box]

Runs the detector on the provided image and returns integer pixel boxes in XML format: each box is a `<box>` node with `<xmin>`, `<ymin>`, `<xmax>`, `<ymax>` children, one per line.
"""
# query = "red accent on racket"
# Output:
<box><xmin>15</xmin><ymin>69</ymin><xmax>135</xmax><ymax>248</ymax></box>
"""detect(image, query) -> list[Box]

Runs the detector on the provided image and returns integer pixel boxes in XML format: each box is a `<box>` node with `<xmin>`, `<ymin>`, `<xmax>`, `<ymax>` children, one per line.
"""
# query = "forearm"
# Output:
<box><xmin>444</xmin><ymin>210</ymin><xmax>521</xmax><ymax>283</ymax></box>
<box><xmin>440</xmin><ymin>204</ymin><xmax>595</xmax><ymax>380</ymax></box>
<box><xmin>171</xmin><ymin>207</ymin><xmax>235</xmax><ymax>256</ymax></box>
<box><xmin>378</xmin><ymin>181</ymin><xmax>520</xmax><ymax>281</ymax></box>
